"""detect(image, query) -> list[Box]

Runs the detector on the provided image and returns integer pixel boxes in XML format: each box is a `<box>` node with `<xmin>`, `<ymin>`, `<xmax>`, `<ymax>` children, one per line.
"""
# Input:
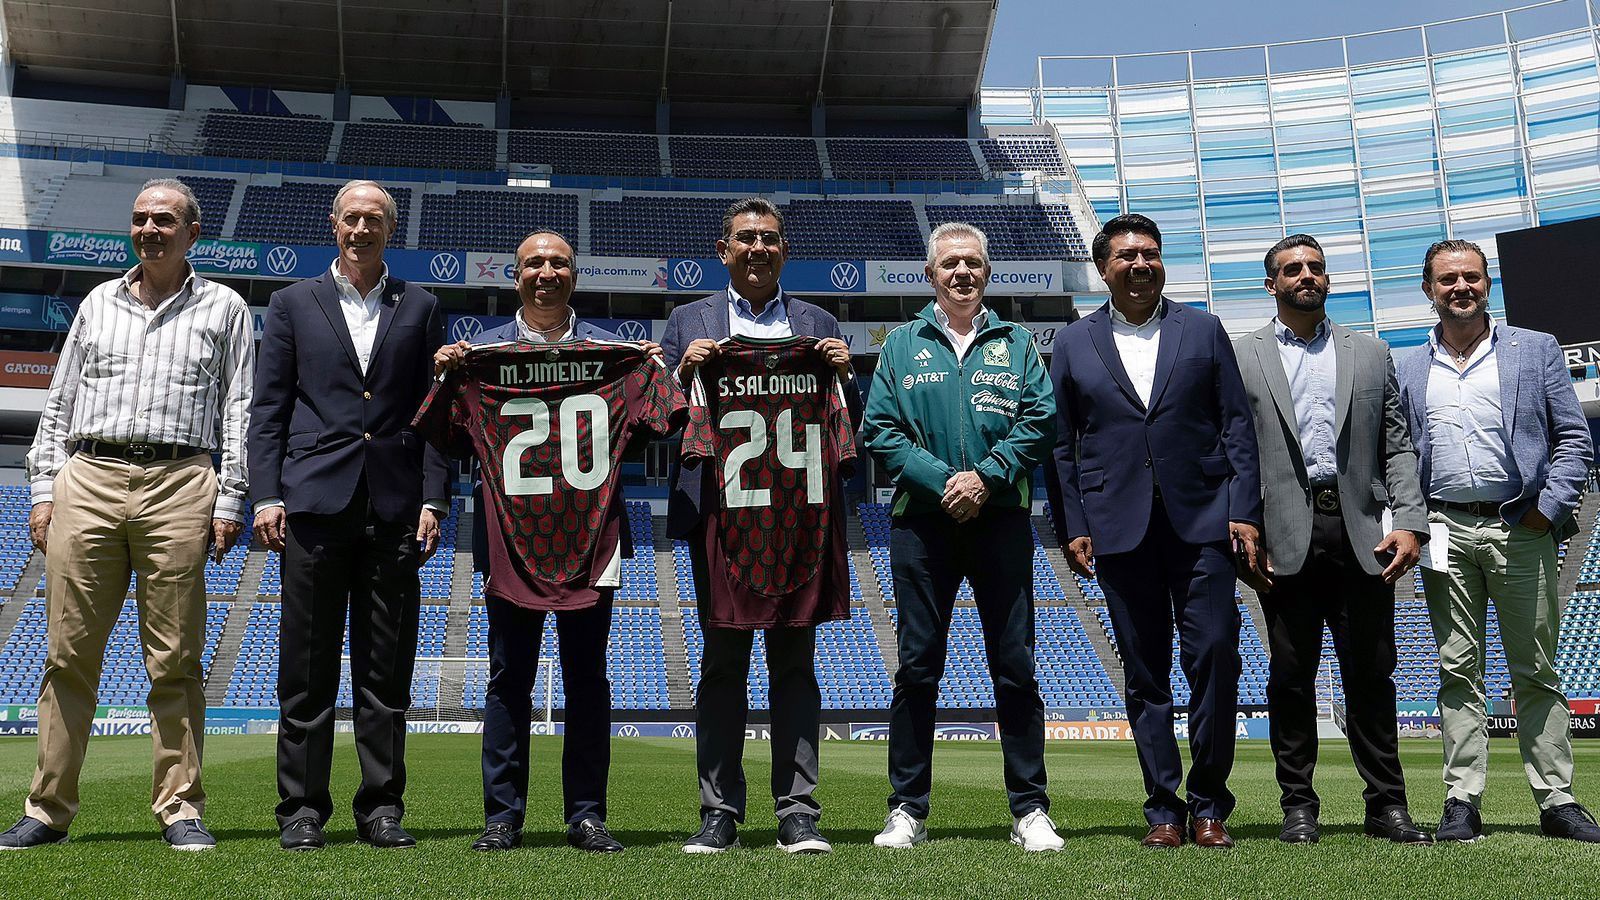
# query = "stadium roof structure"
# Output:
<box><xmin>2</xmin><ymin>0</ymin><xmax>997</xmax><ymax>107</ymax></box>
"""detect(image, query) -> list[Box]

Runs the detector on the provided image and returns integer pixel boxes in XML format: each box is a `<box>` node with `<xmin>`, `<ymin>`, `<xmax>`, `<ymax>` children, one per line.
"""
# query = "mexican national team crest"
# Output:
<box><xmin>766</xmin><ymin>353</ymin><xmax>780</xmax><ymax>370</ymax></box>
<box><xmin>981</xmin><ymin>341</ymin><xmax>1010</xmax><ymax>368</ymax></box>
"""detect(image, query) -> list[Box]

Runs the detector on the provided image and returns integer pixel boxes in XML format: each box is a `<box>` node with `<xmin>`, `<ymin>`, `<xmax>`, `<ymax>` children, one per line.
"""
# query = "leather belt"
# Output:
<box><xmin>1312</xmin><ymin>487</ymin><xmax>1340</xmax><ymax>513</ymax></box>
<box><xmin>75</xmin><ymin>439</ymin><xmax>205</xmax><ymax>464</ymax></box>
<box><xmin>1433</xmin><ymin>499</ymin><xmax>1500</xmax><ymax>518</ymax></box>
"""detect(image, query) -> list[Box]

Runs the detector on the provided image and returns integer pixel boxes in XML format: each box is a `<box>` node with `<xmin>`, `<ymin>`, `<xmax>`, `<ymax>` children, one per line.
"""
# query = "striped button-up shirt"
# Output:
<box><xmin>26</xmin><ymin>264</ymin><xmax>256</xmax><ymax>522</ymax></box>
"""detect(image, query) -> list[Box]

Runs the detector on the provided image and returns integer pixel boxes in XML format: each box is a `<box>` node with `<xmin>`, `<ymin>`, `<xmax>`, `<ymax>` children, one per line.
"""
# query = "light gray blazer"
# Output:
<box><xmin>1235</xmin><ymin>320</ymin><xmax>1428</xmax><ymax>578</ymax></box>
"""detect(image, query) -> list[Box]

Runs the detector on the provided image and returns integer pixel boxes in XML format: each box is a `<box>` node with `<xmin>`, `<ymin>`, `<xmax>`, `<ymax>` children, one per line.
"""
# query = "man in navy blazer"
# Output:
<box><xmin>249</xmin><ymin>180</ymin><xmax>449</xmax><ymax>851</ymax></box>
<box><xmin>661</xmin><ymin>197</ymin><xmax>858</xmax><ymax>855</ymax></box>
<box><xmin>1397</xmin><ymin>239</ymin><xmax>1598</xmax><ymax>844</ymax></box>
<box><xmin>1049</xmin><ymin>214</ymin><xmax>1265</xmax><ymax>849</ymax></box>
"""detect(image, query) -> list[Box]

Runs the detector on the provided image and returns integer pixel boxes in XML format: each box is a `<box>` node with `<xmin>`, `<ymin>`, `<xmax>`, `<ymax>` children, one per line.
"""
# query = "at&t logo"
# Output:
<box><xmin>674</xmin><ymin>259</ymin><xmax>704</xmax><ymax>289</ymax></box>
<box><xmin>450</xmin><ymin>316</ymin><xmax>485</xmax><ymax>342</ymax></box>
<box><xmin>429</xmin><ymin>252</ymin><xmax>462</xmax><ymax>282</ymax></box>
<box><xmin>265</xmin><ymin>245</ymin><xmax>298</xmax><ymax>276</ymax></box>
<box><xmin>829</xmin><ymin>261</ymin><xmax>860</xmax><ymax>291</ymax></box>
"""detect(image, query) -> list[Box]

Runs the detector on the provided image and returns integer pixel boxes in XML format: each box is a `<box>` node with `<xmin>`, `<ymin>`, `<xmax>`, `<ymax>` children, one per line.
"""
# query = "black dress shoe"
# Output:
<box><xmin>280</xmin><ymin>816</ymin><xmax>325</xmax><ymax>851</ymax></box>
<box><xmin>683</xmin><ymin>810</ymin><xmax>739</xmax><ymax>854</ymax></box>
<box><xmin>357</xmin><ymin>815</ymin><xmax>417</xmax><ymax>848</ymax></box>
<box><xmin>1279</xmin><ymin>809</ymin><xmax>1320</xmax><ymax>844</ymax></box>
<box><xmin>1364</xmin><ymin>807</ymin><xmax>1434</xmax><ymax>844</ymax></box>
<box><xmin>567</xmin><ymin>818</ymin><xmax>623</xmax><ymax>853</ymax></box>
<box><xmin>472</xmin><ymin>821</ymin><xmax>523</xmax><ymax>852</ymax></box>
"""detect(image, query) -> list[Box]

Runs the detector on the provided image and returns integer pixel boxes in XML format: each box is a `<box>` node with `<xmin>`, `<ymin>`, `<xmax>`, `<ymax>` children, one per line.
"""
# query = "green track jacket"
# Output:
<box><xmin>862</xmin><ymin>301</ymin><xmax>1055</xmax><ymax>517</ymax></box>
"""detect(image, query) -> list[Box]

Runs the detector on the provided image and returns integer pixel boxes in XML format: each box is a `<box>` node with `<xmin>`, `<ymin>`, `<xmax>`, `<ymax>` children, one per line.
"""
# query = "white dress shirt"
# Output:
<box><xmin>26</xmin><ymin>264</ymin><xmax>255</xmax><ymax>522</ymax></box>
<box><xmin>1109</xmin><ymin>301</ymin><xmax>1163</xmax><ymax>408</ymax></box>
<box><xmin>1424</xmin><ymin>318</ymin><xmax>1517</xmax><ymax>503</ymax></box>
<box><xmin>934</xmin><ymin>303</ymin><xmax>989</xmax><ymax>362</ymax></box>
<box><xmin>516</xmin><ymin>307</ymin><xmax>576</xmax><ymax>343</ymax></box>
<box><xmin>330</xmin><ymin>259</ymin><xmax>389</xmax><ymax>375</ymax></box>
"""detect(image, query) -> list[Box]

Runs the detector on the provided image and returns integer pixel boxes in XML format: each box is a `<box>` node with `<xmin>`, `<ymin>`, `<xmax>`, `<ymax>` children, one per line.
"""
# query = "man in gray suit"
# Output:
<box><xmin>1235</xmin><ymin>234</ymin><xmax>1431</xmax><ymax>845</ymax></box>
<box><xmin>661</xmin><ymin>197</ymin><xmax>858</xmax><ymax>855</ymax></box>
<box><xmin>1397</xmin><ymin>238</ymin><xmax>1598</xmax><ymax>843</ymax></box>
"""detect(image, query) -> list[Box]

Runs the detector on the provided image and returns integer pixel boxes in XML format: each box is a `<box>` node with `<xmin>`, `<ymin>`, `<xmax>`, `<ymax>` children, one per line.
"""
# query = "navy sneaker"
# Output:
<box><xmin>0</xmin><ymin>817</ymin><xmax>68</xmax><ymax>850</ymax></box>
<box><xmin>163</xmin><ymin>818</ymin><xmax>216</xmax><ymax>852</ymax></box>
<box><xmin>1540</xmin><ymin>803</ymin><xmax>1600</xmax><ymax>843</ymax></box>
<box><xmin>1436</xmin><ymin>798</ymin><xmax>1483</xmax><ymax>843</ymax></box>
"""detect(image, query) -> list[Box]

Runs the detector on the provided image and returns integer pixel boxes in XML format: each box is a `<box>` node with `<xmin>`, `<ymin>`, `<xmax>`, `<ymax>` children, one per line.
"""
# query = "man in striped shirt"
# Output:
<box><xmin>2</xmin><ymin>179</ymin><xmax>254</xmax><ymax>852</ymax></box>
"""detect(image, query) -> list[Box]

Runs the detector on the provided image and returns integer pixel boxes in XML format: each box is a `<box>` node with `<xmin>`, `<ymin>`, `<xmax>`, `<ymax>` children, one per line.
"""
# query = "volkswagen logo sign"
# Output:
<box><xmin>616</xmin><ymin>724</ymin><xmax>641</xmax><ymax>737</ymax></box>
<box><xmin>429</xmin><ymin>252</ymin><xmax>461</xmax><ymax>282</ymax></box>
<box><xmin>449</xmin><ymin>316</ymin><xmax>484</xmax><ymax>343</ymax></box>
<box><xmin>829</xmin><ymin>261</ymin><xmax>861</xmax><ymax>291</ymax></box>
<box><xmin>671</xmin><ymin>724</ymin><xmax>695</xmax><ymax>738</ymax></box>
<box><xmin>673</xmin><ymin>259</ymin><xmax>704</xmax><ymax>289</ymax></box>
<box><xmin>615</xmin><ymin>320</ymin><xmax>647</xmax><ymax>341</ymax></box>
<box><xmin>265</xmin><ymin>245</ymin><xmax>298</xmax><ymax>276</ymax></box>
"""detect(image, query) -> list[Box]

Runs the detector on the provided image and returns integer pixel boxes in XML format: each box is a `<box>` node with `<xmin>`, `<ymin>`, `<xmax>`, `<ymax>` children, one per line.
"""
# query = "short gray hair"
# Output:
<box><xmin>926</xmin><ymin>222</ymin><xmax>989</xmax><ymax>267</ymax></box>
<box><xmin>331</xmin><ymin>179</ymin><xmax>398</xmax><ymax>228</ymax></box>
<box><xmin>139</xmin><ymin>178</ymin><xmax>201</xmax><ymax>227</ymax></box>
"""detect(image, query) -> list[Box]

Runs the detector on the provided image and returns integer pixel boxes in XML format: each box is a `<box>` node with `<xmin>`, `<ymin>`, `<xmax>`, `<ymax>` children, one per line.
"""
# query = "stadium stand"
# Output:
<box><xmin>590</xmin><ymin>196</ymin><xmax>739</xmax><ymax>257</ymax></box>
<box><xmin>199</xmin><ymin>112</ymin><xmax>332</xmax><ymax>162</ymax></box>
<box><xmin>508</xmin><ymin>130</ymin><xmax>662</xmax><ymax>177</ymax></box>
<box><xmin>1560</xmin><ymin>591</ymin><xmax>1600</xmax><ymax>698</ymax></box>
<box><xmin>0</xmin><ymin>486</ymin><xmax>32</xmax><ymax>595</ymax></box>
<box><xmin>234</xmin><ymin>181</ymin><xmax>414</xmax><ymax>245</ymax></box>
<box><xmin>826</xmin><ymin>138</ymin><xmax>983</xmax><ymax>181</ymax></box>
<box><xmin>337</xmin><ymin>122</ymin><xmax>497</xmax><ymax>171</ymax></box>
<box><xmin>978</xmin><ymin>134</ymin><xmax>1070</xmax><ymax>176</ymax></box>
<box><xmin>181</xmin><ymin>175</ymin><xmax>238</xmax><ymax>237</ymax></box>
<box><xmin>782</xmin><ymin>199</ymin><xmax>924</xmax><ymax>260</ymax></box>
<box><xmin>416</xmin><ymin>188</ymin><xmax>579</xmax><ymax>252</ymax></box>
<box><xmin>668</xmin><ymin>136</ymin><xmax>822</xmax><ymax>180</ymax></box>
<box><xmin>461</xmin><ymin>605</ymin><xmax>670</xmax><ymax>711</ymax></box>
<box><xmin>925</xmin><ymin>203</ymin><xmax>1089</xmax><ymax>260</ymax></box>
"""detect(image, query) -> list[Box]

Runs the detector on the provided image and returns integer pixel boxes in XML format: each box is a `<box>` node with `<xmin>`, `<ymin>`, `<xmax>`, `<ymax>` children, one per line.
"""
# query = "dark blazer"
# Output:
<box><xmin>1050</xmin><ymin>298</ymin><xmax>1262</xmax><ymax>556</ymax></box>
<box><xmin>249</xmin><ymin>269</ymin><xmax>449</xmax><ymax>523</ymax></box>
<box><xmin>660</xmin><ymin>290</ymin><xmax>862</xmax><ymax>539</ymax></box>
<box><xmin>1396</xmin><ymin>324</ymin><xmax>1593</xmax><ymax>541</ymax></box>
<box><xmin>1235</xmin><ymin>320</ymin><xmax>1427</xmax><ymax>577</ymax></box>
<box><xmin>466</xmin><ymin>317</ymin><xmax>630</xmax><ymax>573</ymax></box>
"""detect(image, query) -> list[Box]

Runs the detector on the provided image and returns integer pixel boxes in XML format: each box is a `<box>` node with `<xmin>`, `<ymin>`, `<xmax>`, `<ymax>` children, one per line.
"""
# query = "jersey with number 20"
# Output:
<box><xmin>414</xmin><ymin>340</ymin><xmax>687</xmax><ymax>610</ymax></box>
<box><xmin>682</xmin><ymin>335</ymin><xmax>855</xmax><ymax>628</ymax></box>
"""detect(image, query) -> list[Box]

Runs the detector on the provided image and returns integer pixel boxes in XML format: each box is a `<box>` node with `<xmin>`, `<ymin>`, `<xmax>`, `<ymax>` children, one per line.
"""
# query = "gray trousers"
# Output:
<box><xmin>689</xmin><ymin>535</ymin><xmax>821</xmax><ymax>823</ymax></box>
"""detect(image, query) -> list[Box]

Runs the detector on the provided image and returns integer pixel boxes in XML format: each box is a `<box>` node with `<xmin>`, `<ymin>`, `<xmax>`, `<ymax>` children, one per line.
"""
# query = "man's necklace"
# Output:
<box><xmin>1440</xmin><ymin>321</ymin><xmax>1490</xmax><ymax>364</ymax></box>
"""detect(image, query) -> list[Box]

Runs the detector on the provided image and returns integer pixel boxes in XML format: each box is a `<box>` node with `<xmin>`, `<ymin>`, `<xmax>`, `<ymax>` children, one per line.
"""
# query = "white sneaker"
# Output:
<box><xmin>1011</xmin><ymin>809</ymin><xmax>1064</xmax><ymax>852</ymax></box>
<box><xmin>873</xmin><ymin>805</ymin><xmax>928</xmax><ymax>848</ymax></box>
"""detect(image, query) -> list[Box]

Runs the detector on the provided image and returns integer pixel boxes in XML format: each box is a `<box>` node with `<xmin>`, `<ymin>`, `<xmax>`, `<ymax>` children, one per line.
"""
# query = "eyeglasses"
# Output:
<box><xmin>727</xmin><ymin>230</ymin><xmax>783</xmax><ymax>247</ymax></box>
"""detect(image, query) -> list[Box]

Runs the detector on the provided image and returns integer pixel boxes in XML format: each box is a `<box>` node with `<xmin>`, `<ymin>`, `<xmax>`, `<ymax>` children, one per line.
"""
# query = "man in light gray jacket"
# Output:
<box><xmin>1235</xmin><ymin>234</ymin><xmax>1431</xmax><ymax>846</ymax></box>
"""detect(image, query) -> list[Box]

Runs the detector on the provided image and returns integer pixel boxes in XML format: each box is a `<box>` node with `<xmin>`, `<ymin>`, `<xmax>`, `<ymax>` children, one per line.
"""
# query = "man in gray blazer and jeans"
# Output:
<box><xmin>1398</xmin><ymin>238</ymin><xmax>1597</xmax><ymax>843</ymax></box>
<box><xmin>1235</xmin><ymin>234</ymin><xmax>1431</xmax><ymax>845</ymax></box>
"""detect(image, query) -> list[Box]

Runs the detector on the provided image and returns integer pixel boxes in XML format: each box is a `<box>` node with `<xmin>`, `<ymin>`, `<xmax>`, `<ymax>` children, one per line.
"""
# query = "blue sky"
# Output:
<box><xmin>983</xmin><ymin>0</ymin><xmax>1570</xmax><ymax>87</ymax></box>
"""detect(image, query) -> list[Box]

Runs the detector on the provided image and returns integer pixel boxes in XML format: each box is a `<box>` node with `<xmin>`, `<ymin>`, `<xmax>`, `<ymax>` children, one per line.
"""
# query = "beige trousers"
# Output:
<box><xmin>25</xmin><ymin>451</ymin><xmax>217</xmax><ymax>830</ymax></box>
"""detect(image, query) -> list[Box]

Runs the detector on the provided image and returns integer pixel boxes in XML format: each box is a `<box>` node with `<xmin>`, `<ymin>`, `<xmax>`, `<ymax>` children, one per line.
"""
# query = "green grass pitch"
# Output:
<box><xmin>1</xmin><ymin>735</ymin><xmax>1595</xmax><ymax>898</ymax></box>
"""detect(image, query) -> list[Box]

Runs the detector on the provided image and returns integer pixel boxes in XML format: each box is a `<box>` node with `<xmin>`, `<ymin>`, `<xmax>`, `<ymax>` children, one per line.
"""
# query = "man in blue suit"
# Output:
<box><xmin>434</xmin><ymin>230</ymin><xmax>649</xmax><ymax>855</ymax></box>
<box><xmin>249</xmin><ymin>180</ymin><xmax>449</xmax><ymax>851</ymax></box>
<box><xmin>1049</xmin><ymin>213</ymin><xmax>1265</xmax><ymax>849</ymax></box>
<box><xmin>661</xmin><ymin>197</ymin><xmax>857</xmax><ymax>855</ymax></box>
<box><xmin>1397</xmin><ymin>238</ymin><xmax>1598</xmax><ymax>844</ymax></box>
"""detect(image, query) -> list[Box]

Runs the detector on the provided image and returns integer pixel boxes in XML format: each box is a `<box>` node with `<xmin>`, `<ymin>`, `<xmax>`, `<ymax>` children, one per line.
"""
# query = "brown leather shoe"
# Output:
<box><xmin>1141</xmin><ymin>823</ymin><xmax>1183</xmax><ymax>848</ymax></box>
<box><xmin>1190</xmin><ymin>817</ymin><xmax>1234</xmax><ymax>848</ymax></box>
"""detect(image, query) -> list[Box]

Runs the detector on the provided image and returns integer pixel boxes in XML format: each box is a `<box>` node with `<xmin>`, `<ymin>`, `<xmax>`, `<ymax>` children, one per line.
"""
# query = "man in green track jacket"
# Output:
<box><xmin>861</xmin><ymin>222</ymin><xmax>1062</xmax><ymax>852</ymax></box>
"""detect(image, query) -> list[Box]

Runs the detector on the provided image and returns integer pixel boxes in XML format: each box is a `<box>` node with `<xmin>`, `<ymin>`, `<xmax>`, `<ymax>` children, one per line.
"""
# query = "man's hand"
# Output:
<box><xmin>676</xmin><ymin>338</ymin><xmax>719</xmax><ymax>380</ymax></box>
<box><xmin>816</xmin><ymin>337</ymin><xmax>851</xmax><ymax>378</ymax></box>
<box><xmin>941</xmin><ymin>471</ymin><xmax>990</xmax><ymax>523</ymax></box>
<box><xmin>1375</xmin><ymin>529</ymin><xmax>1422</xmax><ymax>585</ymax></box>
<box><xmin>1066</xmin><ymin>536</ymin><xmax>1095</xmax><ymax>579</ymax></box>
<box><xmin>254</xmin><ymin>506</ymin><xmax>287</xmax><ymax>553</ymax></box>
<box><xmin>29</xmin><ymin>502</ymin><xmax>52</xmax><ymax>554</ymax></box>
<box><xmin>1520</xmin><ymin>507</ymin><xmax>1552</xmax><ymax>535</ymax></box>
<box><xmin>1230</xmin><ymin>521</ymin><xmax>1273</xmax><ymax>592</ymax></box>
<box><xmin>433</xmin><ymin>339</ymin><xmax>472</xmax><ymax>376</ymax></box>
<box><xmin>639</xmin><ymin>340</ymin><xmax>665</xmax><ymax>362</ymax></box>
<box><xmin>209</xmin><ymin>518</ymin><xmax>243</xmax><ymax>563</ymax></box>
<box><xmin>418</xmin><ymin>507</ymin><xmax>441</xmax><ymax>563</ymax></box>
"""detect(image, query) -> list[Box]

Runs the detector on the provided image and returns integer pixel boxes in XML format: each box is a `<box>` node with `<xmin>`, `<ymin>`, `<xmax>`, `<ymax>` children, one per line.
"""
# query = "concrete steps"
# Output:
<box><xmin>1032</xmin><ymin>514</ymin><xmax>1124</xmax><ymax>693</ymax></box>
<box><xmin>654</xmin><ymin>519</ymin><xmax>694</xmax><ymax>710</ymax></box>
<box><xmin>847</xmin><ymin>509</ymin><xmax>899</xmax><ymax>677</ymax></box>
<box><xmin>203</xmin><ymin>598</ymin><xmax>256</xmax><ymax>703</ymax></box>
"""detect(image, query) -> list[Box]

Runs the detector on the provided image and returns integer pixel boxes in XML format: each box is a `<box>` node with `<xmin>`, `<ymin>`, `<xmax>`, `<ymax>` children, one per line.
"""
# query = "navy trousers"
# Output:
<box><xmin>481</xmin><ymin>592</ymin><xmax>613</xmax><ymax>826</ymax></box>
<box><xmin>886</xmin><ymin>506</ymin><xmax>1048</xmax><ymax>818</ymax></box>
<box><xmin>1096</xmin><ymin>499</ymin><xmax>1241</xmax><ymax>826</ymax></box>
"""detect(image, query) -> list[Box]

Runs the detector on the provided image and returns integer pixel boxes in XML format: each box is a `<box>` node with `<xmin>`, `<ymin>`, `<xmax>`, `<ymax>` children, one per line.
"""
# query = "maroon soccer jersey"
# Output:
<box><xmin>681</xmin><ymin>335</ymin><xmax>856</xmax><ymax>628</ymax></box>
<box><xmin>414</xmin><ymin>340</ymin><xmax>687</xmax><ymax>610</ymax></box>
